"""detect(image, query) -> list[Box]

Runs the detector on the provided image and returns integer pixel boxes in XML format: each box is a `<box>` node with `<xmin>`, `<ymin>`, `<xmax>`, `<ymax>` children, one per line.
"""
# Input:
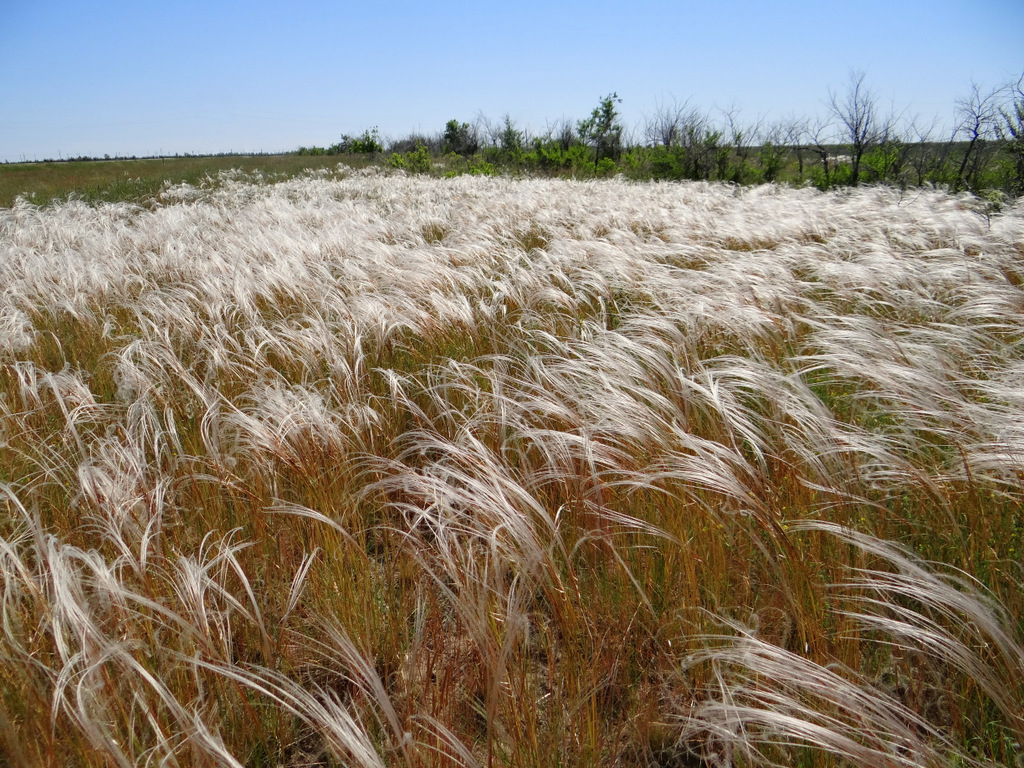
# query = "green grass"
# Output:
<box><xmin>0</xmin><ymin>154</ymin><xmax>372</xmax><ymax>208</ymax></box>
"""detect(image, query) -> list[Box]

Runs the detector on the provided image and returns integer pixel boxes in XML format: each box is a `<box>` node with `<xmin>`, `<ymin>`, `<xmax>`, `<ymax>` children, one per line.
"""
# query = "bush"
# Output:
<box><xmin>469</xmin><ymin>157</ymin><xmax>497</xmax><ymax>176</ymax></box>
<box><xmin>532</xmin><ymin>139</ymin><xmax>565</xmax><ymax>171</ymax></box>
<box><xmin>618</xmin><ymin>148</ymin><xmax>651</xmax><ymax>179</ymax></box>
<box><xmin>443</xmin><ymin>120</ymin><xmax>479</xmax><ymax>157</ymax></box>
<box><xmin>758</xmin><ymin>142</ymin><xmax>786</xmax><ymax>183</ymax></box>
<box><xmin>388</xmin><ymin>143</ymin><xmax>431</xmax><ymax>173</ymax></box>
<box><xmin>809</xmin><ymin>162</ymin><xmax>853</xmax><ymax>190</ymax></box>
<box><xmin>595</xmin><ymin>157</ymin><xmax>618</xmax><ymax>176</ymax></box>
<box><xmin>350</xmin><ymin>127</ymin><xmax>384</xmax><ymax>154</ymax></box>
<box><xmin>330</xmin><ymin>128</ymin><xmax>384</xmax><ymax>155</ymax></box>
<box><xmin>1001</xmin><ymin>90</ymin><xmax>1024</xmax><ymax>195</ymax></box>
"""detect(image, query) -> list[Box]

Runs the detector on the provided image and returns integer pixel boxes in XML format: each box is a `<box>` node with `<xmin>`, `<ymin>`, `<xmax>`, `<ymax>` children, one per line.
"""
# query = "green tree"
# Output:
<box><xmin>1000</xmin><ymin>76</ymin><xmax>1024</xmax><ymax>195</ymax></box>
<box><xmin>443</xmin><ymin>120</ymin><xmax>479</xmax><ymax>157</ymax></box>
<box><xmin>578</xmin><ymin>93</ymin><xmax>624</xmax><ymax>163</ymax></box>
<box><xmin>498</xmin><ymin>116</ymin><xmax>525</xmax><ymax>161</ymax></box>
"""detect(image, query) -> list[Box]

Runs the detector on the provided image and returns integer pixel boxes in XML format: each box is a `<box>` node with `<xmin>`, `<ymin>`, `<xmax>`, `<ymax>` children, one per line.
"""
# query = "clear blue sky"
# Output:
<box><xmin>1</xmin><ymin>0</ymin><xmax>1021</xmax><ymax>162</ymax></box>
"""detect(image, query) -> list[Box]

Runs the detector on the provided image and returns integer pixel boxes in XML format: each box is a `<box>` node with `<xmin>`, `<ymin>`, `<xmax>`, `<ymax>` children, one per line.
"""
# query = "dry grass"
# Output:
<box><xmin>0</xmin><ymin>169</ymin><xmax>1023</xmax><ymax>766</ymax></box>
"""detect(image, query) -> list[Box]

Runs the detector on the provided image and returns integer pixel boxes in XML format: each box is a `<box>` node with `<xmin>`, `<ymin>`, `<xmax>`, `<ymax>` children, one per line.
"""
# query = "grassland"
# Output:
<box><xmin>0</xmin><ymin>169</ymin><xmax>1022</xmax><ymax>767</ymax></box>
<box><xmin>0</xmin><ymin>154</ymin><xmax>363</xmax><ymax>208</ymax></box>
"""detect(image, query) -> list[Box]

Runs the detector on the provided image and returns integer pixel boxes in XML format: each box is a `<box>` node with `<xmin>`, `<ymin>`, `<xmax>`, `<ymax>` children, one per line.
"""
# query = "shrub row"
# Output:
<box><xmin>313</xmin><ymin>79</ymin><xmax>1024</xmax><ymax>195</ymax></box>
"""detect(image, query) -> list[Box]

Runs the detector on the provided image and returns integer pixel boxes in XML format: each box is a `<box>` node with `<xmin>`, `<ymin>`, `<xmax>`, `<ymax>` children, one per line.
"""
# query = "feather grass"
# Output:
<box><xmin>0</xmin><ymin>172</ymin><xmax>1022</xmax><ymax>765</ymax></box>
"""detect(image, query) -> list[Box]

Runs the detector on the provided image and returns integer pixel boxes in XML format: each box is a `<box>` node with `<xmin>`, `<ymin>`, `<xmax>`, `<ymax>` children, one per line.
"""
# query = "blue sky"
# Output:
<box><xmin>1</xmin><ymin>0</ymin><xmax>1021</xmax><ymax>162</ymax></box>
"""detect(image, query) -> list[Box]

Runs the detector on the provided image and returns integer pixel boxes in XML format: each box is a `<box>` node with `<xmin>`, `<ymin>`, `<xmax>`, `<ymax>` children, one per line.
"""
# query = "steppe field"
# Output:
<box><xmin>2</xmin><ymin>169</ymin><xmax>1024</xmax><ymax>768</ymax></box>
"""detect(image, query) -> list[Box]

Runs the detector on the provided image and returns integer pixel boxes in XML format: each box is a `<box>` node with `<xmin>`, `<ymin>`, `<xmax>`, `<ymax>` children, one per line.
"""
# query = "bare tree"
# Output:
<box><xmin>640</xmin><ymin>99</ymin><xmax>724</xmax><ymax>180</ymax></box>
<box><xmin>905</xmin><ymin>115</ymin><xmax>944</xmax><ymax>187</ymax></box>
<box><xmin>828</xmin><ymin>70</ymin><xmax>890</xmax><ymax>185</ymax></box>
<box><xmin>475</xmin><ymin>113</ymin><xmax>499</xmax><ymax>148</ymax></box>
<box><xmin>804</xmin><ymin>115</ymin><xmax>836</xmax><ymax>186</ymax></box>
<box><xmin>722</xmin><ymin>105</ymin><xmax>763</xmax><ymax>159</ymax></box>
<box><xmin>644</xmin><ymin>98</ymin><xmax>703</xmax><ymax>148</ymax></box>
<box><xmin>953</xmin><ymin>81</ymin><xmax>1002</xmax><ymax>191</ymax></box>
<box><xmin>778</xmin><ymin>115</ymin><xmax>809</xmax><ymax>178</ymax></box>
<box><xmin>720</xmin><ymin>105</ymin><xmax>764</xmax><ymax>181</ymax></box>
<box><xmin>544</xmin><ymin>117</ymin><xmax>579</xmax><ymax>151</ymax></box>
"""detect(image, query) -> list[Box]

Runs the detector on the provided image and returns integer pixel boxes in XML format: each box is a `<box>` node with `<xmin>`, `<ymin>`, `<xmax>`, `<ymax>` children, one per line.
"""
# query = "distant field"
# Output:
<box><xmin>1</xmin><ymin>172</ymin><xmax>1022</xmax><ymax>767</ymax></box>
<box><xmin>0</xmin><ymin>154</ymin><xmax>364</xmax><ymax>208</ymax></box>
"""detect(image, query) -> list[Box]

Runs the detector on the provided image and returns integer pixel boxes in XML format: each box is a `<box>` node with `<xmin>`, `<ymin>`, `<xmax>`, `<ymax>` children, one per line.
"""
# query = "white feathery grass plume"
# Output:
<box><xmin>677</xmin><ymin>628</ymin><xmax>963</xmax><ymax>768</ymax></box>
<box><xmin>678</xmin><ymin>521</ymin><xmax>1024</xmax><ymax>767</ymax></box>
<box><xmin>798</xmin><ymin>521</ymin><xmax>1024</xmax><ymax>739</ymax></box>
<box><xmin>1</xmin><ymin>171</ymin><xmax>1022</xmax><ymax>765</ymax></box>
<box><xmin>0</xmin><ymin>305</ymin><xmax>34</xmax><ymax>355</ymax></box>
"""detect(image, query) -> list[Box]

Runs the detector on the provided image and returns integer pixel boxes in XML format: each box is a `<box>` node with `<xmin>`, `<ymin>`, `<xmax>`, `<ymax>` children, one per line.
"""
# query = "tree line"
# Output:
<box><xmin>300</xmin><ymin>71</ymin><xmax>1024</xmax><ymax>196</ymax></box>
